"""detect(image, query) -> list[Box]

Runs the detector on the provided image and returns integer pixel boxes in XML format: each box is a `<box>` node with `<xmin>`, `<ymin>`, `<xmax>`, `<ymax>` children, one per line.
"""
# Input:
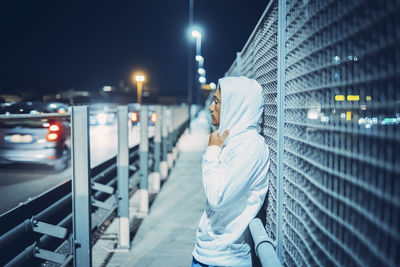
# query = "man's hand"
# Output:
<box><xmin>208</xmin><ymin>129</ymin><xmax>229</xmax><ymax>147</ymax></box>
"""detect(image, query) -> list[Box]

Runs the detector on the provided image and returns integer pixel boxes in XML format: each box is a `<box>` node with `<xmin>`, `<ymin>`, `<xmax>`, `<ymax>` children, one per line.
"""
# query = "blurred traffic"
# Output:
<box><xmin>129</xmin><ymin>104</ymin><xmax>158</xmax><ymax>126</ymax></box>
<box><xmin>0</xmin><ymin>101</ymin><xmax>159</xmax><ymax>214</ymax></box>
<box><xmin>0</xmin><ymin>102</ymin><xmax>71</xmax><ymax>171</ymax></box>
<box><xmin>89</xmin><ymin>104</ymin><xmax>116</xmax><ymax>126</ymax></box>
<box><xmin>0</xmin><ymin>101</ymin><xmax>159</xmax><ymax>172</ymax></box>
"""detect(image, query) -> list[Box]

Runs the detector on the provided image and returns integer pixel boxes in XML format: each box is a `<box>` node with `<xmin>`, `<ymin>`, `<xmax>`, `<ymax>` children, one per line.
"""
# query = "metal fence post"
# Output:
<box><xmin>236</xmin><ymin>52</ymin><xmax>242</xmax><ymax>76</ymax></box>
<box><xmin>276</xmin><ymin>0</ymin><xmax>287</xmax><ymax>261</ymax></box>
<box><xmin>149</xmin><ymin>105</ymin><xmax>161</xmax><ymax>192</ymax></box>
<box><xmin>71</xmin><ymin>106</ymin><xmax>92</xmax><ymax>267</ymax></box>
<box><xmin>117</xmin><ymin>106</ymin><xmax>130</xmax><ymax>250</ymax></box>
<box><xmin>160</xmin><ymin>106</ymin><xmax>169</xmax><ymax>180</ymax></box>
<box><xmin>138</xmin><ymin>105</ymin><xmax>149</xmax><ymax>215</ymax></box>
<box><xmin>171</xmin><ymin>106</ymin><xmax>178</xmax><ymax>162</ymax></box>
<box><xmin>166</xmin><ymin>107</ymin><xmax>174</xmax><ymax>168</ymax></box>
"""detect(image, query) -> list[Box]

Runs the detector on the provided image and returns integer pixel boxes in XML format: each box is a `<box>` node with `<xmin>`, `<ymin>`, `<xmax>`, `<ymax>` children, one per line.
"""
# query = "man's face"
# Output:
<box><xmin>209</xmin><ymin>87</ymin><xmax>221</xmax><ymax>126</ymax></box>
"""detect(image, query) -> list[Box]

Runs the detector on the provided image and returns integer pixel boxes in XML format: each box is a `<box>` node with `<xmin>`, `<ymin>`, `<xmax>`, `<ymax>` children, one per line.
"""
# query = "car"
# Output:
<box><xmin>0</xmin><ymin>102</ymin><xmax>71</xmax><ymax>171</ymax></box>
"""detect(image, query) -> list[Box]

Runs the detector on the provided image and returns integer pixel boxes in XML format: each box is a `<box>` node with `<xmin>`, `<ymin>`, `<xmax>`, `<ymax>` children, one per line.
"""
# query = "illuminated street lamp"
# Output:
<box><xmin>191</xmin><ymin>28</ymin><xmax>208</xmax><ymax>106</ymax></box>
<box><xmin>191</xmin><ymin>30</ymin><xmax>201</xmax><ymax>38</ymax></box>
<box><xmin>189</xmin><ymin>26</ymin><xmax>207</xmax><ymax>108</ymax></box>
<box><xmin>191</xmin><ymin>31</ymin><xmax>206</xmax><ymax>84</ymax></box>
<box><xmin>136</xmin><ymin>75</ymin><xmax>145</xmax><ymax>82</ymax></box>
<box><xmin>135</xmin><ymin>74</ymin><xmax>145</xmax><ymax>104</ymax></box>
<box><xmin>198</xmin><ymin>68</ymin><xmax>205</xmax><ymax>75</ymax></box>
<box><xmin>191</xmin><ymin>30</ymin><xmax>202</xmax><ymax>56</ymax></box>
<box><xmin>195</xmin><ymin>55</ymin><xmax>204</xmax><ymax>62</ymax></box>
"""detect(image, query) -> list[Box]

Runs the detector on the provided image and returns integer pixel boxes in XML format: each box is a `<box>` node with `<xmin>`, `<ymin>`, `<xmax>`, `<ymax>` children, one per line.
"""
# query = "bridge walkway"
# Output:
<box><xmin>106</xmin><ymin>111</ymin><xmax>210</xmax><ymax>267</ymax></box>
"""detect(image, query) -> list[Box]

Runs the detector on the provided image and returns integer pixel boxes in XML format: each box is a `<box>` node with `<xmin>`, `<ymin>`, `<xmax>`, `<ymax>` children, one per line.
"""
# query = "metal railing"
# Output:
<box><xmin>250</xmin><ymin>218</ymin><xmax>281</xmax><ymax>267</ymax></box>
<box><xmin>0</xmin><ymin>104</ymin><xmax>189</xmax><ymax>266</ymax></box>
<box><xmin>227</xmin><ymin>0</ymin><xmax>400</xmax><ymax>266</ymax></box>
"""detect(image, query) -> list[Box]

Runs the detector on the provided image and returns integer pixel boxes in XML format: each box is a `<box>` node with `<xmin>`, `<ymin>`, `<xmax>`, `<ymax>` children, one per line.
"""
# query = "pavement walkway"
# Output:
<box><xmin>106</xmin><ymin>110</ymin><xmax>210</xmax><ymax>267</ymax></box>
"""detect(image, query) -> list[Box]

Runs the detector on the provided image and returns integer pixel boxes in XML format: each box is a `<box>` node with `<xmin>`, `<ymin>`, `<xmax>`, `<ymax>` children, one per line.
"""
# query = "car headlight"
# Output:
<box><xmin>97</xmin><ymin>113</ymin><xmax>108</xmax><ymax>125</ymax></box>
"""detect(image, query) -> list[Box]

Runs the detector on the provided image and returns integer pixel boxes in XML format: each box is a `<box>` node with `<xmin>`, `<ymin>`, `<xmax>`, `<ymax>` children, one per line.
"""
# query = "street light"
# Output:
<box><xmin>136</xmin><ymin>75</ymin><xmax>145</xmax><ymax>82</ymax></box>
<box><xmin>191</xmin><ymin>28</ymin><xmax>207</xmax><ymax>106</ymax></box>
<box><xmin>192</xmin><ymin>31</ymin><xmax>205</xmax><ymax>81</ymax></box>
<box><xmin>191</xmin><ymin>30</ymin><xmax>201</xmax><ymax>39</ymax></box>
<box><xmin>195</xmin><ymin>55</ymin><xmax>204</xmax><ymax>62</ymax></box>
<box><xmin>198</xmin><ymin>68</ymin><xmax>205</xmax><ymax>75</ymax></box>
<box><xmin>135</xmin><ymin>74</ymin><xmax>145</xmax><ymax>104</ymax></box>
<box><xmin>191</xmin><ymin>30</ymin><xmax>202</xmax><ymax>57</ymax></box>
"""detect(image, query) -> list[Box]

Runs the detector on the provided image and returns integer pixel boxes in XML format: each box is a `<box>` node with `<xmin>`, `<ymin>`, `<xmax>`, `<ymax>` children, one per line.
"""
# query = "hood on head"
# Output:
<box><xmin>218</xmin><ymin>76</ymin><xmax>264</xmax><ymax>140</ymax></box>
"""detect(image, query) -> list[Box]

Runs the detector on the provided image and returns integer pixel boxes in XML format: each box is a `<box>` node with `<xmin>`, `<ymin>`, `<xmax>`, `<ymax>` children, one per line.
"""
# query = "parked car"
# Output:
<box><xmin>0</xmin><ymin>102</ymin><xmax>71</xmax><ymax>171</ymax></box>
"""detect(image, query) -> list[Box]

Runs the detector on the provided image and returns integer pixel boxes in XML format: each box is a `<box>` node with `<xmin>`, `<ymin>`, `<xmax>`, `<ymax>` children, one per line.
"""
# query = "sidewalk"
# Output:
<box><xmin>106</xmin><ymin>111</ymin><xmax>210</xmax><ymax>267</ymax></box>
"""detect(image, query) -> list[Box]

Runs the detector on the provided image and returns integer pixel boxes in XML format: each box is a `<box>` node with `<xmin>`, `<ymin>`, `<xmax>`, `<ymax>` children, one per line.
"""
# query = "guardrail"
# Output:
<box><xmin>250</xmin><ymin>218</ymin><xmax>281</xmax><ymax>267</ymax></box>
<box><xmin>0</xmin><ymin>104</ymin><xmax>189</xmax><ymax>266</ymax></box>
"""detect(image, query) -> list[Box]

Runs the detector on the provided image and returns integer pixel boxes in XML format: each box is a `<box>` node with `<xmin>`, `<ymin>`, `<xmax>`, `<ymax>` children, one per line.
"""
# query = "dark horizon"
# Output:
<box><xmin>0</xmin><ymin>1</ymin><xmax>267</xmax><ymax>97</ymax></box>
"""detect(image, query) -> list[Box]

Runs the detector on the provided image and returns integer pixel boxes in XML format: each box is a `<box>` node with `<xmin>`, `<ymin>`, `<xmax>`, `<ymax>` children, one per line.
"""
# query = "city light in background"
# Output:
<box><xmin>135</xmin><ymin>75</ymin><xmax>145</xmax><ymax>82</ymax></box>
<box><xmin>102</xmin><ymin>86</ymin><xmax>112</xmax><ymax>92</ymax></box>
<box><xmin>191</xmin><ymin>30</ymin><xmax>201</xmax><ymax>38</ymax></box>
<box><xmin>191</xmin><ymin>29</ymin><xmax>205</xmax><ymax>83</ymax></box>
<box><xmin>195</xmin><ymin>55</ymin><xmax>204</xmax><ymax>62</ymax></box>
<box><xmin>190</xmin><ymin>28</ymin><xmax>215</xmax><ymax>89</ymax></box>
<box><xmin>131</xmin><ymin>73</ymin><xmax>146</xmax><ymax>104</ymax></box>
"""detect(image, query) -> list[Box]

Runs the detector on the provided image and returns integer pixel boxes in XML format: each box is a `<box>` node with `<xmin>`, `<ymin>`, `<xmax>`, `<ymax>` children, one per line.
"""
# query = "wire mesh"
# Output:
<box><xmin>226</xmin><ymin>0</ymin><xmax>400</xmax><ymax>266</ymax></box>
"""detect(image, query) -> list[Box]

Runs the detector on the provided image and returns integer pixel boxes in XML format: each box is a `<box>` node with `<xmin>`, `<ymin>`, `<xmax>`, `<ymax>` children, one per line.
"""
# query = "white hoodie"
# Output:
<box><xmin>193</xmin><ymin>76</ymin><xmax>270</xmax><ymax>266</ymax></box>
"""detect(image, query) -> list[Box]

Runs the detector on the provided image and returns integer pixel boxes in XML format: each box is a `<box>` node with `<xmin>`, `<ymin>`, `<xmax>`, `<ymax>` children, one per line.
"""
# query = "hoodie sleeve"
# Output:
<box><xmin>202</xmin><ymin>143</ymin><xmax>263</xmax><ymax>210</ymax></box>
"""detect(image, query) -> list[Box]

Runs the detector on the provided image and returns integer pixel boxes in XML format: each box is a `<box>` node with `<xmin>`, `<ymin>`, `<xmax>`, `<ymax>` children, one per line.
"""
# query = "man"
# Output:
<box><xmin>192</xmin><ymin>76</ymin><xmax>270</xmax><ymax>267</ymax></box>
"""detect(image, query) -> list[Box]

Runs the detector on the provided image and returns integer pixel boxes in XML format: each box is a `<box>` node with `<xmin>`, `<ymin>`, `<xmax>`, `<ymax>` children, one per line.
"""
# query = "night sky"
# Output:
<box><xmin>0</xmin><ymin>0</ymin><xmax>267</xmax><ymax>97</ymax></box>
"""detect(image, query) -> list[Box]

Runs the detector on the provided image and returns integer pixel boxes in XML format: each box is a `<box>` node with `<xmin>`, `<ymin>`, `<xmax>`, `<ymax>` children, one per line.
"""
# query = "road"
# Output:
<box><xmin>0</xmin><ymin>123</ymin><xmax>151</xmax><ymax>215</ymax></box>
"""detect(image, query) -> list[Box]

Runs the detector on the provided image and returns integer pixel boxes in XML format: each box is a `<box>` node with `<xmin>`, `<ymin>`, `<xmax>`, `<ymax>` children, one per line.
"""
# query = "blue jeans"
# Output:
<box><xmin>191</xmin><ymin>257</ymin><xmax>217</xmax><ymax>267</ymax></box>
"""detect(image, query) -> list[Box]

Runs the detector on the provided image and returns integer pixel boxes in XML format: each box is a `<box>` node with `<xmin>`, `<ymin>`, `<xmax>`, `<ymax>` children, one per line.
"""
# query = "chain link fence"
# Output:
<box><xmin>226</xmin><ymin>0</ymin><xmax>400</xmax><ymax>266</ymax></box>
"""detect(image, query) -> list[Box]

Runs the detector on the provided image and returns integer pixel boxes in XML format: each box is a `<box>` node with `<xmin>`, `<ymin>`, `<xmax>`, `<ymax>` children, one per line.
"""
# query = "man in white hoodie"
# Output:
<box><xmin>192</xmin><ymin>76</ymin><xmax>270</xmax><ymax>267</ymax></box>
